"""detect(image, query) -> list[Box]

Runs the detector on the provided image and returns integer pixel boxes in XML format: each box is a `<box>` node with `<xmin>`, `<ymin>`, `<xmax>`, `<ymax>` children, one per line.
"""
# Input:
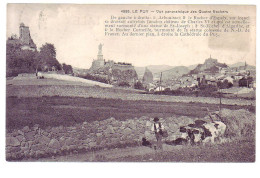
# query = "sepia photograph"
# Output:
<box><xmin>5</xmin><ymin>4</ymin><xmax>256</xmax><ymax>163</ymax></box>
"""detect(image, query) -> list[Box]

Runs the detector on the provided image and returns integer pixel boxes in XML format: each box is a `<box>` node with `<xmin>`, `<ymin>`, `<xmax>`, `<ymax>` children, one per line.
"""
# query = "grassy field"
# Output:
<box><xmin>111</xmin><ymin>138</ymin><xmax>255</xmax><ymax>162</ymax></box>
<box><xmin>6</xmin><ymin>96</ymin><xmax>255</xmax><ymax>132</ymax></box>
<box><xmin>28</xmin><ymin>138</ymin><xmax>255</xmax><ymax>162</ymax></box>
<box><xmin>7</xmin><ymin>78</ymin><xmax>256</xmax><ymax>107</ymax></box>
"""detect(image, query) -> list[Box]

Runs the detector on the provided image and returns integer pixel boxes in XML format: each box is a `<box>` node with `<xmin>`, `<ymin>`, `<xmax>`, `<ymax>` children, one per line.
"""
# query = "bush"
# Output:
<box><xmin>239</xmin><ymin>77</ymin><xmax>253</xmax><ymax>87</ymax></box>
<box><xmin>62</xmin><ymin>63</ymin><xmax>73</xmax><ymax>74</ymax></box>
<box><xmin>78</xmin><ymin>74</ymin><xmax>109</xmax><ymax>84</ymax></box>
<box><xmin>134</xmin><ymin>81</ymin><xmax>144</xmax><ymax>90</ymax></box>
<box><xmin>118</xmin><ymin>81</ymin><xmax>131</xmax><ymax>87</ymax></box>
<box><xmin>217</xmin><ymin>80</ymin><xmax>233</xmax><ymax>89</ymax></box>
<box><xmin>153</xmin><ymin>86</ymin><xmax>219</xmax><ymax>98</ymax></box>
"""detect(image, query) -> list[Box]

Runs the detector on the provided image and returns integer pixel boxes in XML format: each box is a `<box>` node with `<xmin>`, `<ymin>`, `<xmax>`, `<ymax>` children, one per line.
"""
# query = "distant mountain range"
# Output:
<box><xmin>135</xmin><ymin>65</ymin><xmax>195</xmax><ymax>79</ymax></box>
<box><xmin>158</xmin><ymin>66</ymin><xmax>190</xmax><ymax>80</ymax></box>
<box><xmin>134</xmin><ymin>65</ymin><xmax>173</xmax><ymax>78</ymax></box>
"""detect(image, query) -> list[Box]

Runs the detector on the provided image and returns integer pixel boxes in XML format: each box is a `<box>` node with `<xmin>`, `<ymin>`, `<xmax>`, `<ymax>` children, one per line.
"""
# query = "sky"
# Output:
<box><xmin>7</xmin><ymin>4</ymin><xmax>256</xmax><ymax>69</ymax></box>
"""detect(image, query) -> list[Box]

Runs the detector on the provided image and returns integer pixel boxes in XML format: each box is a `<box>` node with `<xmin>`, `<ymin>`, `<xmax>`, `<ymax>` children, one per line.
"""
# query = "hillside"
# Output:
<box><xmin>188</xmin><ymin>64</ymin><xmax>198</xmax><ymax>70</ymax></box>
<box><xmin>190</xmin><ymin>57</ymin><xmax>228</xmax><ymax>74</ymax></box>
<box><xmin>154</xmin><ymin>66</ymin><xmax>190</xmax><ymax>80</ymax></box>
<box><xmin>228</xmin><ymin>62</ymin><xmax>256</xmax><ymax>70</ymax></box>
<box><xmin>135</xmin><ymin>65</ymin><xmax>174</xmax><ymax>78</ymax></box>
<box><xmin>73</xmin><ymin>67</ymin><xmax>89</xmax><ymax>75</ymax></box>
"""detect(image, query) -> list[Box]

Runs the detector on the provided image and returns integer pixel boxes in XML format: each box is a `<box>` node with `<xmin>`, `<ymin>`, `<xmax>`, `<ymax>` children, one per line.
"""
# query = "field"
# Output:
<box><xmin>6</xmin><ymin>77</ymin><xmax>255</xmax><ymax>106</ymax></box>
<box><xmin>6</xmin><ymin>96</ymin><xmax>255</xmax><ymax>132</ymax></box>
<box><xmin>112</xmin><ymin>138</ymin><xmax>255</xmax><ymax>162</ymax></box>
<box><xmin>28</xmin><ymin>138</ymin><xmax>255</xmax><ymax>162</ymax></box>
<box><xmin>6</xmin><ymin>77</ymin><xmax>256</xmax><ymax>162</ymax></box>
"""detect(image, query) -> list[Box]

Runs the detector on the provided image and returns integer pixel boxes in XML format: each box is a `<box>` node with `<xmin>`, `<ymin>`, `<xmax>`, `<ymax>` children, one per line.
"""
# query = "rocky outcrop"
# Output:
<box><xmin>111</xmin><ymin>66</ymin><xmax>138</xmax><ymax>86</ymax></box>
<box><xmin>190</xmin><ymin>57</ymin><xmax>228</xmax><ymax>74</ymax></box>
<box><xmin>142</xmin><ymin>67</ymin><xmax>153</xmax><ymax>83</ymax></box>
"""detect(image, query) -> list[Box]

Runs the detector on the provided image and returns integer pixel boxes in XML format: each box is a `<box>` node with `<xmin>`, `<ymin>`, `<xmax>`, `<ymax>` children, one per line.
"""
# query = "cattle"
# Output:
<box><xmin>177</xmin><ymin>119</ymin><xmax>226</xmax><ymax>145</ymax></box>
<box><xmin>179</xmin><ymin>125</ymin><xmax>204</xmax><ymax>145</ymax></box>
<box><xmin>202</xmin><ymin>121</ymin><xmax>226</xmax><ymax>143</ymax></box>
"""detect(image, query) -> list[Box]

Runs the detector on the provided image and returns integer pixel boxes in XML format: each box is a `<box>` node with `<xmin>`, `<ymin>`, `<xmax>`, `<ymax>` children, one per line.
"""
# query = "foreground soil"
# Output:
<box><xmin>25</xmin><ymin>138</ymin><xmax>255</xmax><ymax>162</ymax></box>
<box><xmin>6</xmin><ymin>96</ymin><xmax>255</xmax><ymax>131</ymax></box>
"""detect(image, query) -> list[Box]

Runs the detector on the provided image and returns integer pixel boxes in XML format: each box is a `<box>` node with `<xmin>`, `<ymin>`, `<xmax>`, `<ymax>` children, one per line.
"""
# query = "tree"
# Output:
<box><xmin>217</xmin><ymin>79</ymin><xmax>233</xmax><ymax>89</ymax></box>
<box><xmin>118</xmin><ymin>81</ymin><xmax>131</xmax><ymax>87</ymax></box>
<box><xmin>239</xmin><ymin>77</ymin><xmax>253</xmax><ymax>87</ymax></box>
<box><xmin>38</xmin><ymin>43</ymin><xmax>61</xmax><ymax>71</ymax></box>
<box><xmin>134</xmin><ymin>81</ymin><xmax>144</xmax><ymax>90</ymax></box>
<box><xmin>62</xmin><ymin>63</ymin><xmax>73</xmax><ymax>74</ymax></box>
<box><xmin>6</xmin><ymin>38</ymin><xmax>38</xmax><ymax>76</ymax></box>
<box><xmin>40</xmin><ymin>43</ymin><xmax>56</xmax><ymax>59</ymax></box>
<box><xmin>6</xmin><ymin>36</ymin><xmax>62</xmax><ymax>77</ymax></box>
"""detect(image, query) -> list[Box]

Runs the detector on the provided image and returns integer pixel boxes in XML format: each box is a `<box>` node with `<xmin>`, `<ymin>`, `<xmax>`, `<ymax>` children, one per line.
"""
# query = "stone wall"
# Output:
<box><xmin>6</xmin><ymin>115</ymin><xmax>203</xmax><ymax>161</ymax></box>
<box><xmin>6</xmin><ymin>108</ymin><xmax>255</xmax><ymax>161</ymax></box>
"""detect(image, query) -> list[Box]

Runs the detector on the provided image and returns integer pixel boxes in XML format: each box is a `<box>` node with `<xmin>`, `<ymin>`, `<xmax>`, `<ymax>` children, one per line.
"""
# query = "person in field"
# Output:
<box><xmin>151</xmin><ymin>117</ymin><xmax>165</xmax><ymax>150</ymax></box>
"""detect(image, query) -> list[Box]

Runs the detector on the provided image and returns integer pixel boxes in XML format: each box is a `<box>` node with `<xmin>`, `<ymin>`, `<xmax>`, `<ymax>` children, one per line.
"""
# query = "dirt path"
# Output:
<box><xmin>25</xmin><ymin>139</ymin><xmax>255</xmax><ymax>162</ymax></box>
<box><xmin>26</xmin><ymin>144</ymin><xmax>180</xmax><ymax>162</ymax></box>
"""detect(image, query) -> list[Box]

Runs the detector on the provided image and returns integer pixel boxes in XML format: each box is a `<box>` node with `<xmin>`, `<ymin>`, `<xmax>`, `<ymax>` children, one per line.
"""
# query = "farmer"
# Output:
<box><xmin>151</xmin><ymin>117</ymin><xmax>165</xmax><ymax>150</ymax></box>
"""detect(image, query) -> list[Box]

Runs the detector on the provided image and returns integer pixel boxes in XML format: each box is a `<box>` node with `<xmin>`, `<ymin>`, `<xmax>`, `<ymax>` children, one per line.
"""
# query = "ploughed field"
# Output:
<box><xmin>6</xmin><ymin>96</ymin><xmax>255</xmax><ymax>132</ymax></box>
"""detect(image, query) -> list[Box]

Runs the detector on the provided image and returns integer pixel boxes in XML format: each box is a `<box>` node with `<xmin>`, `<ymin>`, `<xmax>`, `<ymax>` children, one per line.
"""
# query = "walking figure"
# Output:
<box><xmin>151</xmin><ymin>117</ymin><xmax>165</xmax><ymax>150</ymax></box>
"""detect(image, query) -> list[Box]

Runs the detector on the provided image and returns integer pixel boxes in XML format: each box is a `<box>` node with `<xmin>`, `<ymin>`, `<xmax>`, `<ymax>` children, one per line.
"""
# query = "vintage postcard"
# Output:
<box><xmin>6</xmin><ymin>4</ymin><xmax>256</xmax><ymax>162</ymax></box>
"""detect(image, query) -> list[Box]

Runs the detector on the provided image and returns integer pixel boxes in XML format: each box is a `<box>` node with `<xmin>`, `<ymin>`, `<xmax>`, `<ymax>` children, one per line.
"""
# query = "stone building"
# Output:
<box><xmin>19</xmin><ymin>23</ymin><xmax>37</xmax><ymax>51</ymax></box>
<box><xmin>7</xmin><ymin>23</ymin><xmax>37</xmax><ymax>51</ymax></box>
